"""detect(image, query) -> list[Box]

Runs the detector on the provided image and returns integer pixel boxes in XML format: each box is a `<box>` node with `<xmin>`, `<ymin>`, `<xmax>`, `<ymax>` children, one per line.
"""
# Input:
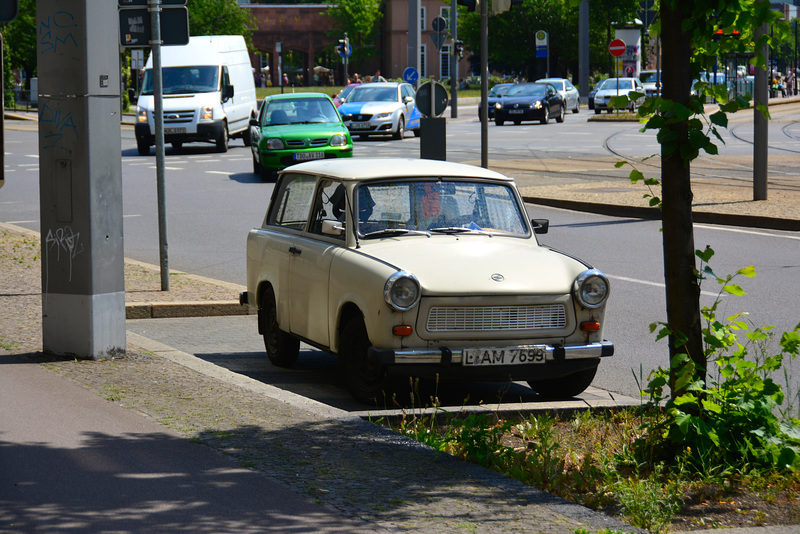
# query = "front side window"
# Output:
<box><xmin>356</xmin><ymin>180</ymin><xmax>528</xmax><ymax>237</ymax></box>
<box><xmin>266</xmin><ymin>174</ymin><xmax>316</xmax><ymax>230</ymax></box>
<box><xmin>309</xmin><ymin>179</ymin><xmax>346</xmax><ymax>239</ymax></box>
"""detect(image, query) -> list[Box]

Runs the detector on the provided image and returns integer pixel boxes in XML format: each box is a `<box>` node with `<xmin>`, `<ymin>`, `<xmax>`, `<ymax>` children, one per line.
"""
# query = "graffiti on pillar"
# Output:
<box><xmin>40</xmin><ymin>102</ymin><xmax>79</xmax><ymax>152</ymax></box>
<box><xmin>44</xmin><ymin>226</ymin><xmax>83</xmax><ymax>284</ymax></box>
<box><xmin>38</xmin><ymin>11</ymin><xmax>79</xmax><ymax>55</ymax></box>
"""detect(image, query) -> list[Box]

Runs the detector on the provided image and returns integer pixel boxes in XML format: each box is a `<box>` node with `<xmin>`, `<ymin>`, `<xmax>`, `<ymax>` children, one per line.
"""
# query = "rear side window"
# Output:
<box><xmin>266</xmin><ymin>174</ymin><xmax>316</xmax><ymax>230</ymax></box>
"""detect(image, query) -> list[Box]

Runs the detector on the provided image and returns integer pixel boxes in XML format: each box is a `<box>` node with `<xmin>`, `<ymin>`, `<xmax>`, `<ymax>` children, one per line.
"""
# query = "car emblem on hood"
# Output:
<box><xmin>491</xmin><ymin>273</ymin><xmax>504</xmax><ymax>282</ymax></box>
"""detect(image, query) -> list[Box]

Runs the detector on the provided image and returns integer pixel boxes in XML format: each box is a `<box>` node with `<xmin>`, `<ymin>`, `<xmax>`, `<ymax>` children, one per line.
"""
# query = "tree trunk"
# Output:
<box><xmin>660</xmin><ymin>2</ymin><xmax>705</xmax><ymax>395</ymax></box>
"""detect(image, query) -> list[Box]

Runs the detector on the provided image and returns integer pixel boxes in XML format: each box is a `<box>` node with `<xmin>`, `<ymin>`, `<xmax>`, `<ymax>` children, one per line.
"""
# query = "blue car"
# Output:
<box><xmin>337</xmin><ymin>82</ymin><xmax>421</xmax><ymax>140</ymax></box>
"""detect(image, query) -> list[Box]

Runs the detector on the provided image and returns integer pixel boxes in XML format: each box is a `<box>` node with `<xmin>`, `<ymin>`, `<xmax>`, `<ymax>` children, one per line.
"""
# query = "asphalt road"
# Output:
<box><xmin>3</xmin><ymin>108</ymin><xmax>799</xmax><ymax>405</ymax></box>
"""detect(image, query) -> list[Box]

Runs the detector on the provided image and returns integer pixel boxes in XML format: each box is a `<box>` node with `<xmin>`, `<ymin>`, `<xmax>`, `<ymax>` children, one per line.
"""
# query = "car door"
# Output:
<box><xmin>402</xmin><ymin>84</ymin><xmax>421</xmax><ymax>129</ymax></box>
<box><xmin>287</xmin><ymin>178</ymin><xmax>346</xmax><ymax>346</ymax></box>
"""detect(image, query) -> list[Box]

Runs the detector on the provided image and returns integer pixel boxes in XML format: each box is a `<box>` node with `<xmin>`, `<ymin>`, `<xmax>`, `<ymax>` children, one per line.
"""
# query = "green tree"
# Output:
<box><xmin>325</xmin><ymin>0</ymin><xmax>382</xmax><ymax>70</ymax></box>
<box><xmin>1</xmin><ymin>0</ymin><xmax>36</xmax><ymax>89</ymax></box>
<box><xmin>187</xmin><ymin>0</ymin><xmax>256</xmax><ymax>40</ymax></box>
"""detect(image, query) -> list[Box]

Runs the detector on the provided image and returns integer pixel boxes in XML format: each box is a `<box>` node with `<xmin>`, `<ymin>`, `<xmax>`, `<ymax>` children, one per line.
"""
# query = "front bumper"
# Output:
<box><xmin>369</xmin><ymin>340</ymin><xmax>614</xmax><ymax>365</ymax></box>
<box><xmin>257</xmin><ymin>146</ymin><xmax>353</xmax><ymax>171</ymax></box>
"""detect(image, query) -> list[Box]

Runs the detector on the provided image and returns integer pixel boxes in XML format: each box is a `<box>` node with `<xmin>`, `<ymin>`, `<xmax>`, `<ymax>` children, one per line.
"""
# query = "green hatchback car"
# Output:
<box><xmin>250</xmin><ymin>93</ymin><xmax>353</xmax><ymax>180</ymax></box>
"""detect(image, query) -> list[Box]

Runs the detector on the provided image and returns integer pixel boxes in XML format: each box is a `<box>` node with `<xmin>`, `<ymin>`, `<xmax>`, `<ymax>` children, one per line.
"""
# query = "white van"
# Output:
<box><xmin>135</xmin><ymin>35</ymin><xmax>257</xmax><ymax>155</ymax></box>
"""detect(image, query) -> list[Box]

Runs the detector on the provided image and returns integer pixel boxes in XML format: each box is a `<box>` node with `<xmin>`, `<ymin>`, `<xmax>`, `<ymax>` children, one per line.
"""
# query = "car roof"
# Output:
<box><xmin>536</xmin><ymin>78</ymin><xmax>569</xmax><ymax>83</ymax></box>
<box><xmin>281</xmin><ymin>158</ymin><xmax>513</xmax><ymax>182</ymax></box>
<box><xmin>264</xmin><ymin>92</ymin><xmax>334</xmax><ymax>102</ymax></box>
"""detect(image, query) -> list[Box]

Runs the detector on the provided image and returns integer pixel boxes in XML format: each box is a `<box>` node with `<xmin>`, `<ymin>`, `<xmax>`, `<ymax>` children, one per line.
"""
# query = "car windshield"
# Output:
<box><xmin>505</xmin><ymin>84</ymin><xmax>547</xmax><ymax>98</ymax></box>
<box><xmin>489</xmin><ymin>84</ymin><xmax>512</xmax><ymax>97</ymax></box>
<box><xmin>338</xmin><ymin>85</ymin><xmax>356</xmax><ymax>100</ymax></box>
<box><xmin>263</xmin><ymin>98</ymin><xmax>340</xmax><ymax>125</ymax></box>
<box><xmin>355</xmin><ymin>179</ymin><xmax>528</xmax><ymax>237</ymax></box>
<box><xmin>543</xmin><ymin>80</ymin><xmax>565</xmax><ymax>91</ymax></box>
<box><xmin>141</xmin><ymin>66</ymin><xmax>219</xmax><ymax>95</ymax></box>
<box><xmin>640</xmin><ymin>71</ymin><xmax>661</xmax><ymax>83</ymax></box>
<box><xmin>347</xmin><ymin>86</ymin><xmax>399</xmax><ymax>103</ymax></box>
<box><xmin>601</xmin><ymin>79</ymin><xmax>634</xmax><ymax>90</ymax></box>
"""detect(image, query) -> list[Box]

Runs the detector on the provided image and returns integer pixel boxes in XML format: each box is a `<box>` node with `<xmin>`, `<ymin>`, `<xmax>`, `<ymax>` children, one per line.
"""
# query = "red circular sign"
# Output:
<box><xmin>608</xmin><ymin>38</ymin><xmax>626</xmax><ymax>57</ymax></box>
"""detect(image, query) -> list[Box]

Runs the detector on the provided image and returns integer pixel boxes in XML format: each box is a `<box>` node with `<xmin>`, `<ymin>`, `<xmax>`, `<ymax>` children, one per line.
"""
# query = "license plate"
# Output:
<box><xmin>164</xmin><ymin>127</ymin><xmax>186</xmax><ymax>134</ymax></box>
<box><xmin>349</xmin><ymin>122</ymin><xmax>370</xmax><ymax>129</ymax></box>
<box><xmin>294</xmin><ymin>151</ymin><xmax>324</xmax><ymax>161</ymax></box>
<box><xmin>509</xmin><ymin>109</ymin><xmax>524</xmax><ymax>114</ymax></box>
<box><xmin>462</xmin><ymin>346</ymin><xmax>550</xmax><ymax>366</ymax></box>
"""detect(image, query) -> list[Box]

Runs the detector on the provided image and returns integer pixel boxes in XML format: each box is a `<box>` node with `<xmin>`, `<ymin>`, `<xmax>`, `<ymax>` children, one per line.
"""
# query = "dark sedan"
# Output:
<box><xmin>494</xmin><ymin>83</ymin><xmax>565</xmax><ymax>126</ymax></box>
<box><xmin>478</xmin><ymin>82</ymin><xmax>514</xmax><ymax>121</ymax></box>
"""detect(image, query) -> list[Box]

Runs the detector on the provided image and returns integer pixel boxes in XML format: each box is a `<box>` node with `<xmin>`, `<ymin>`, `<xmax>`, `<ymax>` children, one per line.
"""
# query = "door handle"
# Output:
<box><xmin>289</xmin><ymin>246</ymin><xmax>302</xmax><ymax>255</ymax></box>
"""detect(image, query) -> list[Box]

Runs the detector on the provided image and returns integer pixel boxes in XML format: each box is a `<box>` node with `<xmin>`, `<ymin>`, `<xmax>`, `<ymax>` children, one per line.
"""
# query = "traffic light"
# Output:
<box><xmin>457</xmin><ymin>0</ymin><xmax>480</xmax><ymax>13</ymax></box>
<box><xmin>338</xmin><ymin>35</ymin><xmax>350</xmax><ymax>57</ymax></box>
<box><xmin>454</xmin><ymin>40</ymin><xmax>464</xmax><ymax>60</ymax></box>
<box><xmin>0</xmin><ymin>0</ymin><xmax>18</xmax><ymax>22</ymax></box>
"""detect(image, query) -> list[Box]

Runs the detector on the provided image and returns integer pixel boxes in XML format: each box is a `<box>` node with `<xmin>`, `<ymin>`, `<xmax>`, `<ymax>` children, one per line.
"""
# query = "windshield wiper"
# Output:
<box><xmin>429</xmin><ymin>227</ymin><xmax>494</xmax><ymax>236</ymax></box>
<box><xmin>362</xmin><ymin>228</ymin><xmax>431</xmax><ymax>239</ymax></box>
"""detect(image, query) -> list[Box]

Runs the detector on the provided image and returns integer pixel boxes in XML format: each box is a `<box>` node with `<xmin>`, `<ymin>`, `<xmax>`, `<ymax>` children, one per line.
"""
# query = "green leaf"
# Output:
<box><xmin>629</xmin><ymin>169</ymin><xmax>644</xmax><ymax>183</ymax></box>
<box><xmin>737</xmin><ymin>265</ymin><xmax>757</xmax><ymax>278</ymax></box>
<box><xmin>723</xmin><ymin>284</ymin><xmax>746</xmax><ymax>296</ymax></box>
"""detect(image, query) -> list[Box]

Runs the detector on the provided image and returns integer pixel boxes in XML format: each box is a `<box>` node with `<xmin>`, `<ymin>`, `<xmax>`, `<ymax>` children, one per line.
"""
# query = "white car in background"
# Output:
<box><xmin>536</xmin><ymin>77</ymin><xmax>580</xmax><ymax>113</ymax></box>
<box><xmin>337</xmin><ymin>82</ymin><xmax>422</xmax><ymax>140</ymax></box>
<box><xmin>593</xmin><ymin>77</ymin><xmax>645</xmax><ymax>113</ymax></box>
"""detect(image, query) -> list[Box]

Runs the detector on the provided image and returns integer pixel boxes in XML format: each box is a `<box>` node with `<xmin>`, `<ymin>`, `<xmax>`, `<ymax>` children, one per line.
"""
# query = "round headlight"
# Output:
<box><xmin>573</xmin><ymin>269</ymin><xmax>610</xmax><ymax>308</ymax></box>
<box><xmin>330</xmin><ymin>133</ymin><xmax>347</xmax><ymax>147</ymax></box>
<box><xmin>384</xmin><ymin>271</ymin><xmax>421</xmax><ymax>311</ymax></box>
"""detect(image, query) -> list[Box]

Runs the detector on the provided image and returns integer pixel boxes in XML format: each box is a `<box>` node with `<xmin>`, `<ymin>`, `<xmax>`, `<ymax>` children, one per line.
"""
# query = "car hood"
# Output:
<box><xmin>338</xmin><ymin>101</ymin><xmax>402</xmax><ymax>115</ymax></box>
<box><xmin>261</xmin><ymin>123</ymin><xmax>348</xmax><ymax>138</ymax></box>
<box><xmin>595</xmin><ymin>88</ymin><xmax>636</xmax><ymax>97</ymax></box>
<box><xmin>500</xmin><ymin>95</ymin><xmax>546</xmax><ymax>106</ymax></box>
<box><xmin>359</xmin><ymin>236</ymin><xmax>589</xmax><ymax>296</ymax></box>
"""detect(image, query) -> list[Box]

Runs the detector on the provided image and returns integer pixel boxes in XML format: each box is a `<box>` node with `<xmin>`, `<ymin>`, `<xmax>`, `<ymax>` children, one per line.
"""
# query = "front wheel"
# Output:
<box><xmin>540</xmin><ymin>106</ymin><xmax>549</xmax><ymax>124</ymax></box>
<box><xmin>527</xmin><ymin>364</ymin><xmax>598</xmax><ymax>400</ymax></box>
<box><xmin>495</xmin><ymin>117</ymin><xmax>504</xmax><ymax>126</ymax></box>
<box><xmin>137</xmin><ymin>139</ymin><xmax>150</xmax><ymax>156</ymax></box>
<box><xmin>339</xmin><ymin>317</ymin><xmax>388</xmax><ymax>404</ymax></box>
<box><xmin>260</xmin><ymin>287</ymin><xmax>299</xmax><ymax>368</ymax></box>
<box><xmin>216</xmin><ymin>123</ymin><xmax>229</xmax><ymax>153</ymax></box>
<box><xmin>392</xmin><ymin>116</ymin><xmax>405</xmax><ymax>140</ymax></box>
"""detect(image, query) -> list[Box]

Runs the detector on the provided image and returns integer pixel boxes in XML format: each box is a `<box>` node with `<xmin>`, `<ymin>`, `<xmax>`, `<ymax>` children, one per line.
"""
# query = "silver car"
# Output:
<box><xmin>337</xmin><ymin>82</ymin><xmax>422</xmax><ymax>140</ymax></box>
<box><xmin>536</xmin><ymin>77</ymin><xmax>580</xmax><ymax>113</ymax></box>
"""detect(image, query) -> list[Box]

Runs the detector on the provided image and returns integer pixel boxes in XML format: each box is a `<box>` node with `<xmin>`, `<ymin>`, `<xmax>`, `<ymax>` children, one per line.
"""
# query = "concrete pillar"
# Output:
<box><xmin>37</xmin><ymin>0</ymin><xmax>126</xmax><ymax>359</ymax></box>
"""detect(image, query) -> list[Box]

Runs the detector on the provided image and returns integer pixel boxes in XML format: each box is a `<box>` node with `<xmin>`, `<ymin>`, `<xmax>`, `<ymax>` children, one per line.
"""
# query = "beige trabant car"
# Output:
<box><xmin>242</xmin><ymin>158</ymin><xmax>613</xmax><ymax>403</ymax></box>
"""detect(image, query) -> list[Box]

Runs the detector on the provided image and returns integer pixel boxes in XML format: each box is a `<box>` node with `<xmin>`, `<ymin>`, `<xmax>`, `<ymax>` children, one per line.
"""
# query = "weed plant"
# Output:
<box><xmin>376</xmin><ymin>249</ymin><xmax>800</xmax><ymax>532</ymax></box>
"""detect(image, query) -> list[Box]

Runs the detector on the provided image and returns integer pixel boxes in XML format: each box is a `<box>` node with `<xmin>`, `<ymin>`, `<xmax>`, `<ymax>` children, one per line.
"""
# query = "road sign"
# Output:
<box><xmin>429</xmin><ymin>32</ymin><xmax>448</xmax><ymax>51</ymax></box>
<box><xmin>432</xmin><ymin>16</ymin><xmax>447</xmax><ymax>32</ymax></box>
<box><xmin>0</xmin><ymin>0</ymin><xmax>17</xmax><ymax>22</ymax></box>
<box><xmin>119</xmin><ymin>7</ymin><xmax>189</xmax><ymax>47</ymax></box>
<box><xmin>119</xmin><ymin>0</ymin><xmax>186</xmax><ymax>5</ymax></box>
<box><xmin>535</xmin><ymin>30</ymin><xmax>548</xmax><ymax>59</ymax></box>
<box><xmin>609</xmin><ymin>38</ymin><xmax>626</xmax><ymax>57</ymax></box>
<box><xmin>416</xmin><ymin>81</ymin><xmax>448</xmax><ymax>118</ymax></box>
<box><xmin>403</xmin><ymin>67</ymin><xmax>419</xmax><ymax>85</ymax></box>
<box><xmin>337</xmin><ymin>44</ymin><xmax>353</xmax><ymax>58</ymax></box>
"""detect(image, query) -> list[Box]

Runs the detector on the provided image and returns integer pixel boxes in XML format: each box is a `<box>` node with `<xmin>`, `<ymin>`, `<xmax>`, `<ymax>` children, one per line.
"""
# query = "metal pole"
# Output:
<box><xmin>450</xmin><ymin>0</ymin><xmax>458</xmax><ymax>118</ymax></box>
<box><xmin>150</xmin><ymin>0</ymin><xmax>169</xmax><ymax>290</ymax></box>
<box><xmin>480</xmin><ymin>0</ymin><xmax>488</xmax><ymax>168</ymax></box>
<box><xmin>1</xmin><ymin>34</ymin><xmax>5</xmax><ymax>191</ymax></box>
<box><xmin>578</xmin><ymin>0</ymin><xmax>589</xmax><ymax>104</ymax></box>
<box><xmin>754</xmin><ymin>23</ymin><xmax>768</xmax><ymax>201</ymax></box>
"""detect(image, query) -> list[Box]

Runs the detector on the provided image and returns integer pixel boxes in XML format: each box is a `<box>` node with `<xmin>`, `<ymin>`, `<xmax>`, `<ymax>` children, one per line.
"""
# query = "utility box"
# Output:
<box><xmin>420</xmin><ymin>117</ymin><xmax>446</xmax><ymax>161</ymax></box>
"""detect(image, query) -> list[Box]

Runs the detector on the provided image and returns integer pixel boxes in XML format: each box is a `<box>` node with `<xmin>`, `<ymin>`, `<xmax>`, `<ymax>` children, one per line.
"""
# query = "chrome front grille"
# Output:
<box><xmin>162</xmin><ymin>110</ymin><xmax>194</xmax><ymax>124</ymax></box>
<box><xmin>426</xmin><ymin>304</ymin><xmax>567</xmax><ymax>332</ymax></box>
<box><xmin>285</xmin><ymin>138</ymin><xmax>329</xmax><ymax>148</ymax></box>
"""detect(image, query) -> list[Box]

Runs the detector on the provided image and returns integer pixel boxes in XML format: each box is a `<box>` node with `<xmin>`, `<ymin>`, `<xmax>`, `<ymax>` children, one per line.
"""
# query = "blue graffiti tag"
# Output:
<box><xmin>39</xmin><ymin>11</ymin><xmax>78</xmax><ymax>55</ymax></box>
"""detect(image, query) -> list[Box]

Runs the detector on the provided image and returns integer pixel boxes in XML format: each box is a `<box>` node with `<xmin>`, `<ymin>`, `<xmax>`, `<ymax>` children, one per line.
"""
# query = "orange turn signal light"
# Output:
<box><xmin>580</xmin><ymin>321</ymin><xmax>601</xmax><ymax>332</ymax></box>
<box><xmin>393</xmin><ymin>325</ymin><xmax>413</xmax><ymax>336</ymax></box>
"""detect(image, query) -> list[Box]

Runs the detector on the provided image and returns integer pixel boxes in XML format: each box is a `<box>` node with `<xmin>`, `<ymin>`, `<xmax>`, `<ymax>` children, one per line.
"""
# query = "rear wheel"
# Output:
<box><xmin>260</xmin><ymin>287</ymin><xmax>299</xmax><ymax>368</ymax></box>
<box><xmin>216</xmin><ymin>123</ymin><xmax>229</xmax><ymax>153</ymax></box>
<box><xmin>527</xmin><ymin>364</ymin><xmax>598</xmax><ymax>400</ymax></box>
<box><xmin>339</xmin><ymin>317</ymin><xmax>388</xmax><ymax>404</ymax></box>
<box><xmin>242</xmin><ymin>128</ymin><xmax>252</xmax><ymax>147</ymax></box>
<box><xmin>392</xmin><ymin>116</ymin><xmax>405</xmax><ymax>140</ymax></box>
<box><xmin>555</xmin><ymin>105</ymin><xmax>565</xmax><ymax>123</ymax></box>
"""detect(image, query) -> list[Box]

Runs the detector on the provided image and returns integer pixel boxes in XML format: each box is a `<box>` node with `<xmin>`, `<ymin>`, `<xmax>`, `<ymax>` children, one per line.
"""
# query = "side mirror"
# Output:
<box><xmin>222</xmin><ymin>83</ymin><xmax>234</xmax><ymax>102</ymax></box>
<box><xmin>404</xmin><ymin>96</ymin><xmax>414</xmax><ymax>104</ymax></box>
<box><xmin>321</xmin><ymin>219</ymin><xmax>345</xmax><ymax>237</ymax></box>
<box><xmin>531</xmin><ymin>218</ymin><xmax>549</xmax><ymax>234</ymax></box>
<box><xmin>249</xmin><ymin>118</ymin><xmax>259</xmax><ymax>127</ymax></box>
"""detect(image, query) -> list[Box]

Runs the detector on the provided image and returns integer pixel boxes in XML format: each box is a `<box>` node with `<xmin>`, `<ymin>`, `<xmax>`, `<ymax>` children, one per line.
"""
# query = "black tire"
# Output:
<box><xmin>513</xmin><ymin>119</ymin><xmax>522</xmax><ymax>125</ymax></box>
<box><xmin>252</xmin><ymin>154</ymin><xmax>262</xmax><ymax>175</ymax></box>
<box><xmin>594</xmin><ymin>108</ymin><xmax>601</xmax><ymax>115</ymax></box>
<box><xmin>555</xmin><ymin>105</ymin><xmax>565</xmax><ymax>123</ymax></box>
<box><xmin>339</xmin><ymin>317</ymin><xmax>388</xmax><ymax>404</ymax></box>
<box><xmin>242</xmin><ymin>128</ymin><xmax>252</xmax><ymax>147</ymax></box>
<box><xmin>527</xmin><ymin>364</ymin><xmax>598</xmax><ymax>400</ymax></box>
<box><xmin>540</xmin><ymin>106</ymin><xmax>549</xmax><ymax>124</ymax></box>
<box><xmin>171</xmin><ymin>141</ymin><xmax>183</xmax><ymax>151</ymax></box>
<box><xmin>260</xmin><ymin>166</ymin><xmax>276</xmax><ymax>182</ymax></box>
<box><xmin>572</xmin><ymin>103</ymin><xmax>580</xmax><ymax>114</ymax></box>
<box><xmin>495</xmin><ymin>117</ymin><xmax>504</xmax><ymax>126</ymax></box>
<box><xmin>137</xmin><ymin>139</ymin><xmax>150</xmax><ymax>156</ymax></box>
<box><xmin>216</xmin><ymin>123</ymin><xmax>229</xmax><ymax>153</ymax></box>
<box><xmin>413</xmin><ymin>128</ymin><xmax>421</xmax><ymax>137</ymax></box>
<box><xmin>392</xmin><ymin>116</ymin><xmax>405</xmax><ymax>140</ymax></box>
<box><xmin>260</xmin><ymin>287</ymin><xmax>299</xmax><ymax>368</ymax></box>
